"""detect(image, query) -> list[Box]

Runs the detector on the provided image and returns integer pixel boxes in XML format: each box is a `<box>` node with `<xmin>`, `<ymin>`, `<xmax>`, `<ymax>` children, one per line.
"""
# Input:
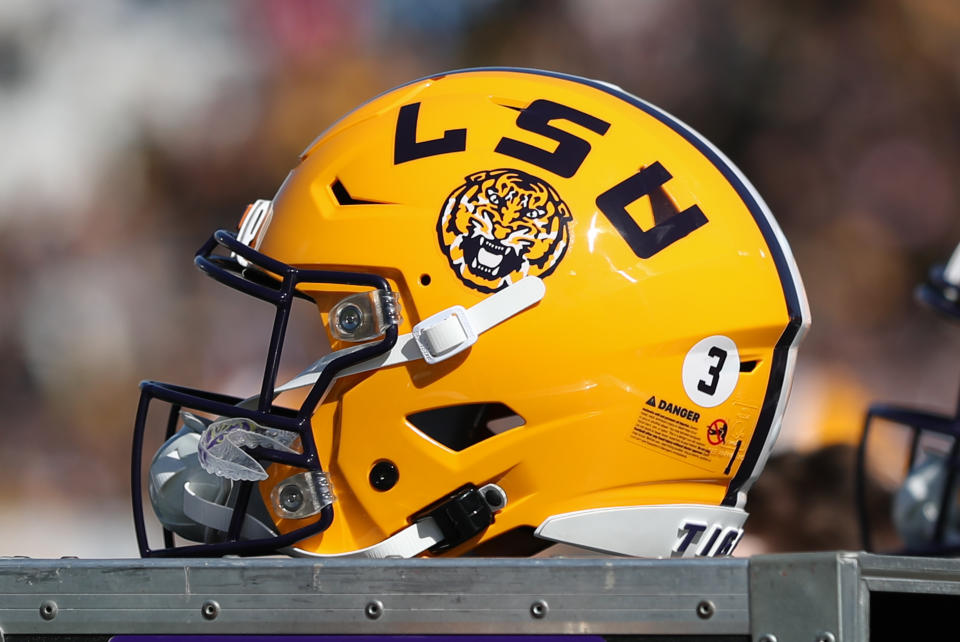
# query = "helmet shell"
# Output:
<box><xmin>251</xmin><ymin>68</ymin><xmax>809</xmax><ymax>555</ymax></box>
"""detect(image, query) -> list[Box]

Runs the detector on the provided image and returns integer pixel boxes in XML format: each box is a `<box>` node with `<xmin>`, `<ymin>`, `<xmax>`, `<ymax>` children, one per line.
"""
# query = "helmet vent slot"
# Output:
<box><xmin>330</xmin><ymin>178</ymin><xmax>386</xmax><ymax>206</ymax></box>
<box><xmin>407</xmin><ymin>403</ymin><xmax>525</xmax><ymax>451</ymax></box>
<box><xmin>739</xmin><ymin>360</ymin><xmax>759</xmax><ymax>373</ymax></box>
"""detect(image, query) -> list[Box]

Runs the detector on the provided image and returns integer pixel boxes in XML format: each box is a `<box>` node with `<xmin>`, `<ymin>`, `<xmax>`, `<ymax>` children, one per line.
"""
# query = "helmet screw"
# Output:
<box><xmin>279</xmin><ymin>484</ymin><xmax>304</xmax><ymax>512</ymax></box>
<box><xmin>201</xmin><ymin>599</ymin><xmax>220</xmax><ymax>620</ymax></box>
<box><xmin>369</xmin><ymin>460</ymin><xmax>399</xmax><ymax>491</ymax></box>
<box><xmin>758</xmin><ymin>635</ymin><xmax>777</xmax><ymax>642</ymax></box>
<box><xmin>365</xmin><ymin>600</ymin><xmax>384</xmax><ymax>619</ymax></box>
<box><xmin>815</xmin><ymin>633</ymin><xmax>836</xmax><ymax>642</ymax></box>
<box><xmin>479</xmin><ymin>483</ymin><xmax>507</xmax><ymax>511</ymax></box>
<box><xmin>39</xmin><ymin>600</ymin><xmax>58</xmax><ymax>621</ymax></box>
<box><xmin>696</xmin><ymin>599</ymin><xmax>715</xmax><ymax>619</ymax></box>
<box><xmin>337</xmin><ymin>304</ymin><xmax>363</xmax><ymax>334</ymax></box>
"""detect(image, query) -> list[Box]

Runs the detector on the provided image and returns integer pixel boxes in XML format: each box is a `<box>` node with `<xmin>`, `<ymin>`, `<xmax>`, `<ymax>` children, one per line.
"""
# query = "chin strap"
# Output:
<box><xmin>181</xmin><ymin>486</ymin><xmax>443</xmax><ymax>558</ymax></box>
<box><xmin>286</xmin><ymin>483</ymin><xmax>506</xmax><ymax>559</ymax></box>
<box><xmin>179</xmin><ymin>479</ymin><xmax>437</xmax><ymax>557</ymax></box>
<box><xmin>287</xmin><ymin>518</ymin><xmax>445</xmax><ymax>559</ymax></box>
<box><xmin>275</xmin><ymin>276</ymin><xmax>546</xmax><ymax>393</ymax></box>
<box><xmin>182</xmin><ymin>482</ymin><xmax>506</xmax><ymax>559</ymax></box>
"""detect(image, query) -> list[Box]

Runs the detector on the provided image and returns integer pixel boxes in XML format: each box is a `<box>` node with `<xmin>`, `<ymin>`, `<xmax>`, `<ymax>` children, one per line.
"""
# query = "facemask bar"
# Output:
<box><xmin>131</xmin><ymin>230</ymin><xmax>399</xmax><ymax>557</ymax></box>
<box><xmin>857</xmin><ymin>401</ymin><xmax>960</xmax><ymax>555</ymax></box>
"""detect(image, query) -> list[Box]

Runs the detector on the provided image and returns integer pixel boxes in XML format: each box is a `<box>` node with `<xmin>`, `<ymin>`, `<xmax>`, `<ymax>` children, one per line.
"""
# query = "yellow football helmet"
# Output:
<box><xmin>133</xmin><ymin>68</ymin><xmax>810</xmax><ymax>558</ymax></box>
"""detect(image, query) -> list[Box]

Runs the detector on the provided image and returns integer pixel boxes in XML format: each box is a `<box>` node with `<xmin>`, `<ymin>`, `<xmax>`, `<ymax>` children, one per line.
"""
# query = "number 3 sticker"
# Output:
<box><xmin>682</xmin><ymin>336</ymin><xmax>740</xmax><ymax>408</ymax></box>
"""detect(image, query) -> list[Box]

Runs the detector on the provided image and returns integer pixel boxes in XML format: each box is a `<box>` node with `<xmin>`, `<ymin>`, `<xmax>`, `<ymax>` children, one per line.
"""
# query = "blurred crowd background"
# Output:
<box><xmin>2</xmin><ymin>0</ymin><xmax>960</xmax><ymax>557</ymax></box>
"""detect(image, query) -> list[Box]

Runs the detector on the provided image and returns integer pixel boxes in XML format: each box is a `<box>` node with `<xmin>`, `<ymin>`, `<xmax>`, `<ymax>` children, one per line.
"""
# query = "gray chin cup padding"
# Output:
<box><xmin>148</xmin><ymin>426</ymin><xmax>233</xmax><ymax>542</ymax></box>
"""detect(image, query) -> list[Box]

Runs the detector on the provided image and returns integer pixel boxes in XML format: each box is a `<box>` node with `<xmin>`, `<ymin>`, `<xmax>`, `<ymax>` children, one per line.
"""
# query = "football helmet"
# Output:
<box><xmin>857</xmin><ymin>243</ymin><xmax>960</xmax><ymax>554</ymax></box>
<box><xmin>132</xmin><ymin>68</ymin><xmax>810</xmax><ymax>558</ymax></box>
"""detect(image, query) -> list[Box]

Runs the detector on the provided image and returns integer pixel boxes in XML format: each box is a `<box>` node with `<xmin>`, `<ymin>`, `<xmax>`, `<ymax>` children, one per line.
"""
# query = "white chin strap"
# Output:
<box><xmin>180</xmin><ymin>478</ymin><xmax>443</xmax><ymax>558</ymax></box>
<box><xmin>276</xmin><ymin>275</ymin><xmax>546</xmax><ymax>394</ymax></box>
<box><xmin>179</xmin><ymin>277</ymin><xmax>546</xmax><ymax>557</ymax></box>
<box><xmin>287</xmin><ymin>518</ymin><xmax>445</xmax><ymax>559</ymax></box>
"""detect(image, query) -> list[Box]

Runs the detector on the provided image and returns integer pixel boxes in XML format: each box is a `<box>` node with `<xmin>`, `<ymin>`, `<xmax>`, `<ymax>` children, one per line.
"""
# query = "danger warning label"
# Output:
<box><xmin>630</xmin><ymin>395</ymin><xmax>712</xmax><ymax>467</ymax></box>
<box><xmin>645</xmin><ymin>395</ymin><xmax>700</xmax><ymax>422</ymax></box>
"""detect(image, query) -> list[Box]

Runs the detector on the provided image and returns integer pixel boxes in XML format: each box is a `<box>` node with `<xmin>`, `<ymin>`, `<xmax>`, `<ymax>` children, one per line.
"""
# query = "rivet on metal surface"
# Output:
<box><xmin>815</xmin><ymin>633</ymin><xmax>836</xmax><ymax>642</ymax></box>
<box><xmin>365</xmin><ymin>600</ymin><xmax>384</xmax><ymax>620</ymax></box>
<box><xmin>696</xmin><ymin>599</ymin><xmax>715</xmax><ymax>619</ymax></box>
<box><xmin>201</xmin><ymin>600</ymin><xmax>220</xmax><ymax>620</ymax></box>
<box><xmin>758</xmin><ymin>635</ymin><xmax>778</xmax><ymax>642</ymax></box>
<box><xmin>39</xmin><ymin>600</ymin><xmax>58</xmax><ymax>621</ymax></box>
<box><xmin>530</xmin><ymin>599</ymin><xmax>549</xmax><ymax>619</ymax></box>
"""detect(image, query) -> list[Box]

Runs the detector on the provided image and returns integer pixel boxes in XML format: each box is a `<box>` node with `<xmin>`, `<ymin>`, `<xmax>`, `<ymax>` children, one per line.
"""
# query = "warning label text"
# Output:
<box><xmin>631</xmin><ymin>401</ymin><xmax>711</xmax><ymax>467</ymax></box>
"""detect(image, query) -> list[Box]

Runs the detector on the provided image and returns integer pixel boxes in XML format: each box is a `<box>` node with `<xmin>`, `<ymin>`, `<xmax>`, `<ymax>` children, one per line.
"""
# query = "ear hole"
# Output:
<box><xmin>407</xmin><ymin>402</ymin><xmax>525</xmax><ymax>451</ymax></box>
<box><xmin>420</xmin><ymin>274</ymin><xmax>431</xmax><ymax>286</ymax></box>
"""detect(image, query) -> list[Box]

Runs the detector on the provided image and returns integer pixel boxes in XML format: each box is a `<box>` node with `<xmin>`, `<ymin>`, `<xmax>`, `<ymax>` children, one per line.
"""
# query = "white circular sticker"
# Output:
<box><xmin>682</xmin><ymin>335</ymin><xmax>740</xmax><ymax>408</ymax></box>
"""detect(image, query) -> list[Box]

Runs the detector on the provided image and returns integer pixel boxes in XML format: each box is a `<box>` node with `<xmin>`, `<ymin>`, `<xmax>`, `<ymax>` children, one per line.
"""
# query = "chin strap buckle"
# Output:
<box><xmin>421</xmin><ymin>483</ymin><xmax>507</xmax><ymax>553</ymax></box>
<box><xmin>412</xmin><ymin>305</ymin><xmax>478</xmax><ymax>364</ymax></box>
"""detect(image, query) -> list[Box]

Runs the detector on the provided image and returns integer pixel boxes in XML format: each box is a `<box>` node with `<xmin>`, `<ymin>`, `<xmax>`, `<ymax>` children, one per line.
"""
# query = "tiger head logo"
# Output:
<box><xmin>437</xmin><ymin>168</ymin><xmax>573</xmax><ymax>293</ymax></box>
